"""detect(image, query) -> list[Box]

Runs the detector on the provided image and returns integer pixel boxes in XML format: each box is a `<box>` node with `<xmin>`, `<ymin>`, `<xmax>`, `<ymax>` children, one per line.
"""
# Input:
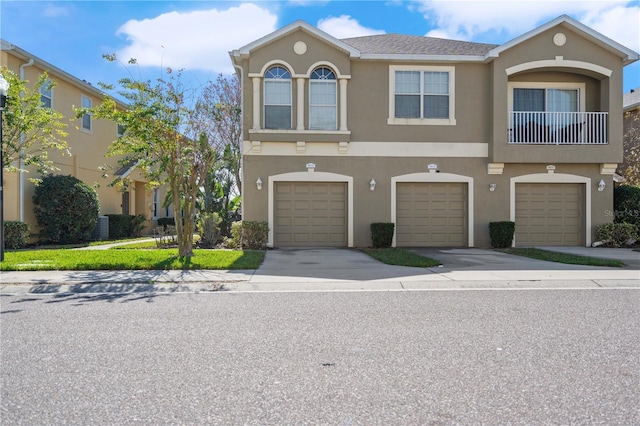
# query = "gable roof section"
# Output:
<box><xmin>487</xmin><ymin>15</ymin><xmax>639</xmax><ymax>64</ymax></box>
<box><xmin>1</xmin><ymin>39</ymin><xmax>128</xmax><ymax>109</ymax></box>
<box><xmin>624</xmin><ymin>88</ymin><xmax>640</xmax><ymax>111</ymax></box>
<box><xmin>342</xmin><ymin>33</ymin><xmax>497</xmax><ymax>57</ymax></box>
<box><xmin>230</xmin><ymin>20</ymin><xmax>361</xmax><ymax>59</ymax></box>
<box><xmin>230</xmin><ymin>15</ymin><xmax>638</xmax><ymax>66</ymax></box>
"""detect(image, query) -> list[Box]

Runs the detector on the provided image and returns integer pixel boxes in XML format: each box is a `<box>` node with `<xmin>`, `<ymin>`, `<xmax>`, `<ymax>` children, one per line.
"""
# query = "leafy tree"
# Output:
<box><xmin>0</xmin><ymin>67</ymin><xmax>68</xmax><ymax>175</ymax></box>
<box><xmin>620</xmin><ymin>108</ymin><xmax>639</xmax><ymax>185</ymax></box>
<box><xmin>33</xmin><ymin>174</ymin><xmax>99</xmax><ymax>243</ymax></box>
<box><xmin>81</xmin><ymin>58</ymin><xmax>216</xmax><ymax>257</ymax></box>
<box><xmin>198</xmin><ymin>74</ymin><xmax>242</xmax><ymax>194</ymax></box>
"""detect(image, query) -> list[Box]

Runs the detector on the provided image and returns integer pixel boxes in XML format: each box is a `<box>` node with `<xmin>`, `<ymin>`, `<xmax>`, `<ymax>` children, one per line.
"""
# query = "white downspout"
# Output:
<box><xmin>232</xmin><ymin>61</ymin><xmax>245</xmax><ymax>220</ymax></box>
<box><xmin>19</xmin><ymin>59</ymin><xmax>34</xmax><ymax>221</ymax></box>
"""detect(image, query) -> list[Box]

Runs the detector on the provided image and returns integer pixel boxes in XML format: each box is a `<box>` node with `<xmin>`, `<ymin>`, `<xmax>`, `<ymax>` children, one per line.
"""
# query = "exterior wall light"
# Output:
<box><xmin>256</xmin><ymin>177</ymin><xmax>262</xmax><ymax>190</ymax></box>
<box><xmin>598</xmin><ymin>179</ymin><xmax>605</xmax><ymax>192</ymax></box>
<box><xmin>489</xmin><ymin>183</ymin><xmax>496</xmax><ymax>192</ymax></box>
<box><xmin>369</xmin><ymin>179</ymin><xmax>376</xmax><ymax>191</ymax></box>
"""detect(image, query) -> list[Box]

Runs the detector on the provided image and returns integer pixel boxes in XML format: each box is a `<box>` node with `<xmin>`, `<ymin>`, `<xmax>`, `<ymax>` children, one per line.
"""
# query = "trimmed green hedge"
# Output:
<box><xmin>106</xmin><ymin>214</ymin><xmax>146</xmax><ymax>239</ymax></box>
<box><xmin>371</xmin><ymin>223</ymin><xmax>394</xmax><ymax>248</ymax></box>
<box><xmin>157</xmin><ymin>217</ymin><xmax>175</xmax><ymax>229</ymax></box>
<box><xmin>4</xmin><ymin>221</ymin><xmax>30</xmax><ymax>249</ymax></box>
<box><xmin>595</xmin><ymin>223</ymin><xmax>638</xmax><ymax>247</ymax></box>
<box><xmin>614</xmin><ymin>185</ymin><xmax>640</xmax><ymax>227</ymax></box>
<box><xmin>489</xmin><ymin>221</ymin><xmax>515</xmax><ymax>248</ymax></box>
<box><xmin>33</xmin><ymin>174</ymin><xmax>100</xmax><ymax>243</ymax></box>
<box><xmin>228</xmin><ymin>221</ymin><xmax>268</xmax><ymax>250</ymax></box>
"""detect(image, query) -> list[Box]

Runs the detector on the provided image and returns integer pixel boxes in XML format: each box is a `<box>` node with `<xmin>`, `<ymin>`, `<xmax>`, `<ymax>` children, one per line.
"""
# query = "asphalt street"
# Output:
<box><xmin>2</xmin><ymin>289</ymin><xmax>639</xmax><ymax>425</ymax></box>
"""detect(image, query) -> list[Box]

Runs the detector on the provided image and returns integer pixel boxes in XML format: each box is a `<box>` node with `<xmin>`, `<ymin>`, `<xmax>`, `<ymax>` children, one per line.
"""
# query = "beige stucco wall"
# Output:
<box><xmin>490</xmin><ymin>25</ymin><xmax>625</xmax><ymax>164</ymax></box>
<box><xmin>243</xmin><ymin>155</ymin><xmax>612</xmax><ymax>247</ymax></box>
<box><xmin>2</xmin><ymin>48</ymin><xmax>159</xmax><ymax>238</ymax></box>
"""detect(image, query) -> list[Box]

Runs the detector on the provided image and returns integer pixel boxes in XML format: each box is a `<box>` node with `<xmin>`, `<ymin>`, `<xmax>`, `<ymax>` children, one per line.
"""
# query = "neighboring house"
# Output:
<box><xmin>621</xmin><ymin>88</ymin><xmax>640</xmax><ymax>184</ymax></box>
<box><xmin>1</xmin><ymin>40</ymin><xmax>172</xmax><ymax>238</ymax></box>
<box><xmin>230</xmin><ymin>15</ymin><xmax>638</xmax><ymax>248</ymax></box>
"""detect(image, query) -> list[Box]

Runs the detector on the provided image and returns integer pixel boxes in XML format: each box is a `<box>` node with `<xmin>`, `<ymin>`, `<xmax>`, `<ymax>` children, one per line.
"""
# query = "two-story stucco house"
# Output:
<box><xmin>230</xmin><ymin>15</ymin><xmax>638</xmax><ymax>248</ymax></box>
<box><xmin>1</xmin><ymin>40</ymin><xmax>173</xmax><ymax>238</ymax></box>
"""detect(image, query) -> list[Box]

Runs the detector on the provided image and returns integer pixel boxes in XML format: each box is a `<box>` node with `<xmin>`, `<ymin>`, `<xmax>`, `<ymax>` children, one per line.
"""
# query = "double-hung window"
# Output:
<box><xmin>264</xmin><ymin>66</ymin><xmax>292</xmax><ymax>129</ymax></box>
<box><xmin>81</xmin><ymin>95</ymin><xmax>92</xmax><ymax>132</ymax></box>
<box><xmin>389</xmin><ymin>66</ymin><xmax>455</xmax><ymax>125</ymax></box>
<box><xmin>309</xmin><ymin>67</ymin><xmax>337</xmax><ymax>130</ymax></box>
<box><xmin>40</xmin><ymin>81</ymin><xmax>52</xmax><ymax>108</ymax></box>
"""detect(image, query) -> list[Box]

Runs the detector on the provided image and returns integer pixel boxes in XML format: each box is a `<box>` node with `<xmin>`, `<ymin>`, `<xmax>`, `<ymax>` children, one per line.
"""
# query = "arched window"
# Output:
<box><xmin>309</xmin><ymin>67</ymin><xmax>337</xmax><ymax>130</ymax></box>
<box><xmin>264</xmin><ymin>66</ymin><xmax>291</xmax><ymax>129</ymax></box>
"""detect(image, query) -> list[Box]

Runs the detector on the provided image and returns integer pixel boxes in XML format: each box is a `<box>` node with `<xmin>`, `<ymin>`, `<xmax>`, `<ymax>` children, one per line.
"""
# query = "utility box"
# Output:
<box><xmin>91</xmin><ymin>215</ymin><xmax>109</xmax><ymax>240</ymax></box>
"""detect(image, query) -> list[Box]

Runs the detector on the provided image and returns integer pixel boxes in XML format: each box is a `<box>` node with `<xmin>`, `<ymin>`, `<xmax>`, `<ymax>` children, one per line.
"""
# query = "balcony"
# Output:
<box><xmin>508</xmin><ymin>112</ymin><xmax>607</xmax><ymax>145</ymax></box>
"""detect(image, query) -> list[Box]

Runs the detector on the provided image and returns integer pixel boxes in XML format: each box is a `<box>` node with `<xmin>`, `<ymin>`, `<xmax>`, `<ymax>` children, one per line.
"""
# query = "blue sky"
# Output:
<box><xmin>1</xmin><ymin>1</ymin><xmax>639</xmax><ymax>94</ymax></box>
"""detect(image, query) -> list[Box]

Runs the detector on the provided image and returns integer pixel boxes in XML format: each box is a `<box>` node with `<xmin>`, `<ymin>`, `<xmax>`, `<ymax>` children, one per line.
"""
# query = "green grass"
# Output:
<box><xmin>1</xmin><ymin>249</ymin><xmax>264</xmax><ymax>271</ymax></box>
<box><xmin>500</xmin><ymin>248</ymin><xmax>625</xmax><ymax>267</ymax></box>
<box><xmin>361</xmin><ymin>248</ymin><xmax>441</xmax><ymax>267</ymax></box>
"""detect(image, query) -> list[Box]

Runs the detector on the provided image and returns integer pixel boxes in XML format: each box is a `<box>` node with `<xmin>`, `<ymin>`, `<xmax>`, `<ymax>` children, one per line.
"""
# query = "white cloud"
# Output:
<box><xmin>288</xmin><ymin>0</ymin><xmax>331</xmax><ymax>5</ymax></box>
<box><xmin>42</xmin><ymin>3</ymin><xmax>70</xmax><ymax>18</ymax></box>
<box><xmin>317</xmin><ymin>15</ymin><xmax>386</xmax><ymax>39</ymax></box>
<box><xmin>417</xmin><ymin>0</ymin><xmax>638</xmax><ymax>50</ymax></box>
<box><xmin>115</xmin><ymin>3</ymin><xmax>278</xmax><ymax>73</ymax></box>
<box><xmin>582</xmin><ymin>4</ymin><xmax>640</xmax><ymax>51</ymax></box>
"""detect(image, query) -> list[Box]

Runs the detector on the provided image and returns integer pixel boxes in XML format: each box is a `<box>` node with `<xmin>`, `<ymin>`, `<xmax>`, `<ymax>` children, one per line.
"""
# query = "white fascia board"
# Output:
<box><xmin>485</xmin><ymin>15</ymin><xmax>639</xmax><ymax>64</ymax></box>
<box><xmin>1</xmin><ymin>38</ymin><xmax>129</xmax><ymax>109</ymax></box>
<box><xmin>232</xmin><ymin>20</ymin><xmax>361</xmax><ymax>58</ymax></box>
<box><xmin>360</xmin><ymin>54</ymin><xmax>486</xmax><ymax>62</ymax></box>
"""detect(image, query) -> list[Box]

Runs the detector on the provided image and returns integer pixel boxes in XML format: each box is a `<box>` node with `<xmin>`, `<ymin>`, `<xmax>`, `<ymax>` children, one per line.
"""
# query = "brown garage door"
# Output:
<box><xmin>396</xmin><ymin>182</ymin><xmax>467</xmax><ymax>247</ymax></box>
<box><xmin>274</xmin><ymin>182</ymin><xmax>347</xmax><ymax>247</ymax></box>
<box><xmin>515</xmin><ymin>183</ymin><xmax>585</xmax><ymax>246</ymax></box>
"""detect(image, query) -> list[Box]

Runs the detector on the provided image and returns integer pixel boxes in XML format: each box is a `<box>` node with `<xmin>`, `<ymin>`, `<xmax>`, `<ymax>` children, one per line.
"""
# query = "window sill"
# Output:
<box><xmin>387</xmin><ymin>117</ymin><xmax>456</xmax><ymax>126</ymax></box>
<box><xmin>249</xmin><ymin>129</ymin><xmax>351</xmax><ymax>135</ymax></box>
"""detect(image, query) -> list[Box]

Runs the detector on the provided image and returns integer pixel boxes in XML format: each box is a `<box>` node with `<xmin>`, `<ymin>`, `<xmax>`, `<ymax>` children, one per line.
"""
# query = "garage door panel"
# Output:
<box><xmin>275</xmin><ymin>182</ymin><xmax>347</xmax><ymax>247</ymax></box>
<box><xmin>515</xmin><ymin>183</ymin><xmax>584</xmax><ymax>246</ymax></box>
<box><xmin>396</xmin><ymin>182</ymin><xmax>468</xmax><ymax>247</ymax></box>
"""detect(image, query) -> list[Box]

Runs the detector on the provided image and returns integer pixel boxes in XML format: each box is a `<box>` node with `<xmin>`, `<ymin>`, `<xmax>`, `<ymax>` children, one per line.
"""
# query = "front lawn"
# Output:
<box><xmin>0</xmin><ymin>249</ymin><xmax>264</xmax><ymax>271</ymax></box>
<box><xmin>361</xmin><ymin>248</ymin><xmax>441</xmax><ymax>267</ymax></box>
<box><xmin>500</xmin><ymin>248</ymin><xmax>625</xmax><ymax>267</ymax></box>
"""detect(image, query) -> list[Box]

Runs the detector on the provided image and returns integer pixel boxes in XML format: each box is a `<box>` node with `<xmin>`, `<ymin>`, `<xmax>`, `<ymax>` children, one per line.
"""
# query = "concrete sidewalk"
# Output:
<box><xmin>1</xmin><ymin>247</ymin><xmax>638</xmax><ymax>294</ymax></box>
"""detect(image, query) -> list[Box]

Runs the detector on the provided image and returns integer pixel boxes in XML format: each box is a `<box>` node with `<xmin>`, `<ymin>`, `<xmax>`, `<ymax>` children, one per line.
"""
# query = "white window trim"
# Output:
<box><xmin>263</xmin><ymin>66</ymin><xmax>293</xmax><ymax>130</ymax></box>
<box><xmin>40</xmin><ymin>82</ymin><xmax>53</xmax><ymax>108</ymax></box>
<box><xmin>309</xmin><ymin>70</ymin><xmax>338</xmax><ymax>131</ymax></box>
<box><xmin>81</xmin><ymin>95</ymin><xmax>92</xmax><ymax>133</ymax></box>
<box><xmin>507</xmin><ymin>82</ymin><xmax>586</xmax><ymax>112</ymax></box>
<box><xmin>388</xmin><ymin>65</ymin><xmax>456</xmax><ymax>126</ymax></box>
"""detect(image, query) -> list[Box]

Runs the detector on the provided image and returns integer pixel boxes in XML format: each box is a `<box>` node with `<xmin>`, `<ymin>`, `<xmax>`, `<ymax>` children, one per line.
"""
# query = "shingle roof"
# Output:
<box><xmin>340</xmin><ymin>33</ymin><xmax>498</xmax><ymax>56</ymax></box>
<box><xmin>623</xmin><ymin>88</ymin><xmax>640</xmax><ymax>110</ymax></box>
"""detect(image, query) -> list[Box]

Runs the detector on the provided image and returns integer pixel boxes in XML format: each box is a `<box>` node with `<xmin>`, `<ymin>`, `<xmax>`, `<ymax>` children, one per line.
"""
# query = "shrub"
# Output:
<box><xmin>241</xmin><ymin>221</ymin><xmax>269</xmax><ymax>250</ymax></box>
<box><xmin>198</xmin><ymin>212</ymin><xmax>221</xmax><ymax>248</ymax></box>
<box><xmin>370</xmin><ymin>223</ymin><xmax>394</xmax><ymax>248</ymax></box>
<box><xmin>595</xmin><ymin>223</ymin><xmax>639</xmax><ymax>247</ymax></box>
<box><xmin>33</xmin><ymin>174</ymin><xmax>100</xmax><ymax>244</ymax></box>
<box><xmin>4</xmin><ymin>221</ymin><xmax>30</xmax><ymax>249</ymax></box>
<box><xmin>107</xmin><ymin>214</ymin><xmax>132</xmax><ymax>239</ymax></box>
<box><xmin>227</xmin><ymin>221</ymin><xmax>268</xmax><ymax>250</ymax></box>
<box><xmin>106</xmin><ymin>214</ymin><xmax>146</xmax><ymax>239</ymax></box>
<box><xmin>489</xmin><ymin>221</ymin><xmax>515</xmax><ymax>248</ymax></box>
<box><xmin>131</xmin><ymin>214</ymin><xmax>146</xmax><ymax>237</ymax></box>
<box><xmin>157</xmin><ymin>217</ymin><xmax>175</xmax><ymax>229</ymax></box>
<box><xmin>613</xmin><ymin>185</ymin><xmax>640</xmax><ymax>227</ymax></box>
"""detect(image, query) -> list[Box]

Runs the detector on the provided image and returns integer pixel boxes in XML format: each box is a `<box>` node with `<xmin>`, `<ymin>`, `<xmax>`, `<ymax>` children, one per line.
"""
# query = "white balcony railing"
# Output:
<box><xmin>508</xmin><ymin>112</ymin><xmax>608</xmax><ymax>144</ymax></box>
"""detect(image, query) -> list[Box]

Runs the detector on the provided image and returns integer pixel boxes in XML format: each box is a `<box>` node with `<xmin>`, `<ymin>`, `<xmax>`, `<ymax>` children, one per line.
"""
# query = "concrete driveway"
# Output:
<box><xmin>248</xmin><ymin>247</ymin><xmax>640</xmax><ymax>286</ymax></box>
